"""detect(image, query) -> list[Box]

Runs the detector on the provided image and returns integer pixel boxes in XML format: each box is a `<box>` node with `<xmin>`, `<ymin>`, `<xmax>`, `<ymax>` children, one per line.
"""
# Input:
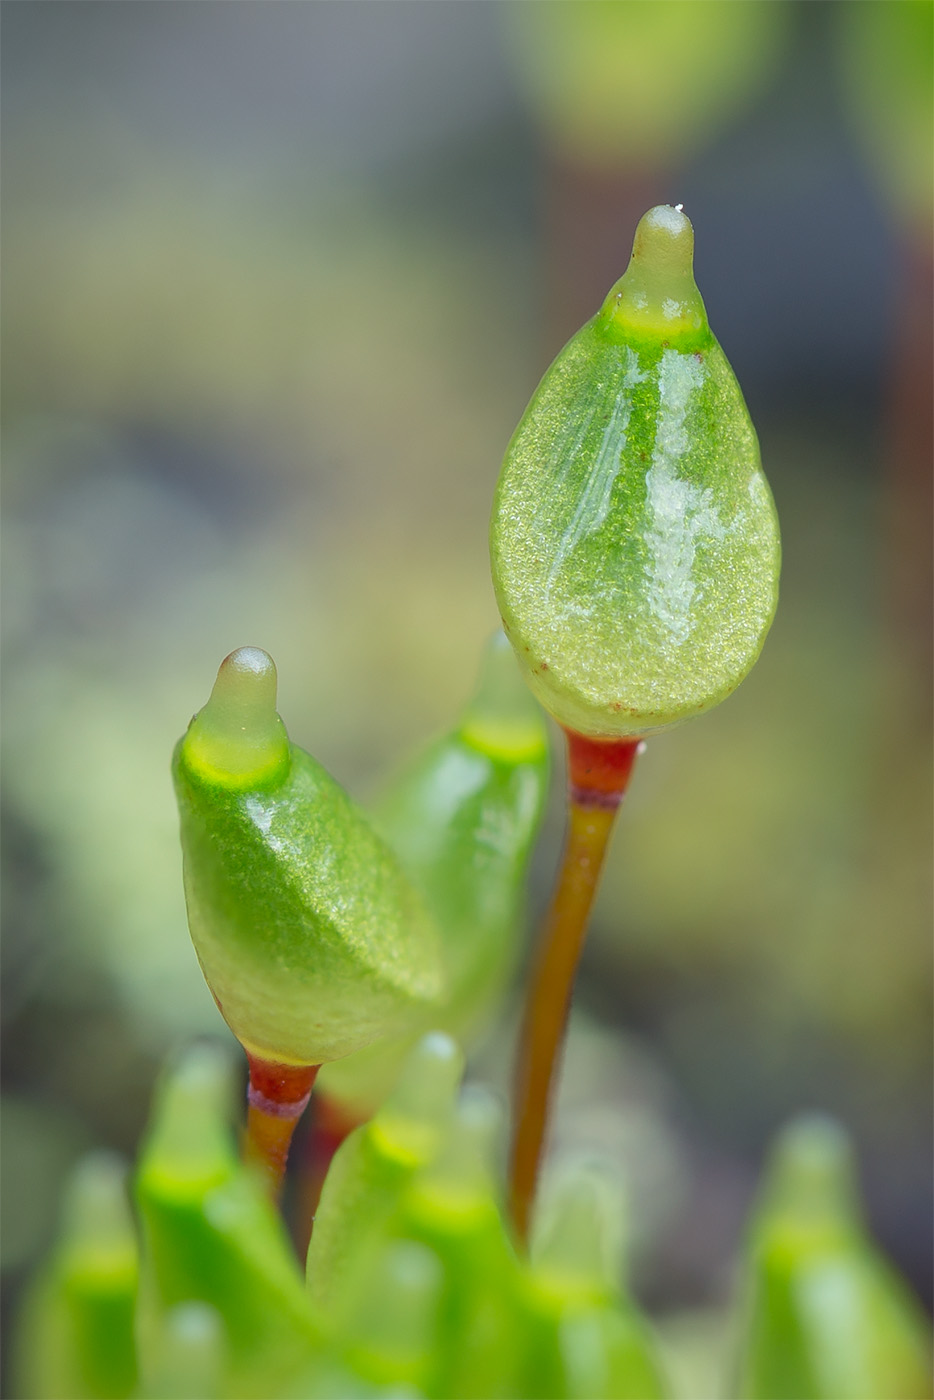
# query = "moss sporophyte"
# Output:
<box><xmin>173</xmin><ymin>646</ymin><xmax>445</xmax><ymax>1190</ymax></box>
<box><xmin>491</xmin><ymin>205</ymin><xmax>780</xmax><ymax>1239</ymax></box>
<box><xmin>169</xmin><ymin>205</ymin><xmax>780</xmax><ymax>1217</ymax></box>
<box><xmin>17</xmin><ymin>206</ymin><xmax>934</xmax><ymax>1400</ymax></box>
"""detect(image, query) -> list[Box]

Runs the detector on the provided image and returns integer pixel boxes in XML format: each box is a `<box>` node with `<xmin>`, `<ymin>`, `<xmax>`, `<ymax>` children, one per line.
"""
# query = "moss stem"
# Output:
<box><xmin>244</xmin><ymin>1053</ymin><xmax>319</xmax><ymax>1198</ymax></box>
<box><xmin>508</xmin><ymin>730</ymin><xmax>641</xmax><ymax>1245</ymax></box>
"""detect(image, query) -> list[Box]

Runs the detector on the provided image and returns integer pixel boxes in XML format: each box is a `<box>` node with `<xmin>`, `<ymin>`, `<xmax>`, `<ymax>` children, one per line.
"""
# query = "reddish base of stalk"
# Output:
<box><xmin>508</xmin><ymin>729</ymin><xmax>641</xmax><ymax>1246</ymax></box>
<box><xmin>244</xmin><ymin>1053</ymin><xmax>319</xmax><ymax>1199</ymax></box>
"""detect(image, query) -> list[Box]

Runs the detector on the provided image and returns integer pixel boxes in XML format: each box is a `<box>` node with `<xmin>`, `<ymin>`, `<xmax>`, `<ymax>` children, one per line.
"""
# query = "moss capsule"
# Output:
<box><xmin>173</xmin><ymin>648</ymin><xmax>443</xmax><ymax>1068</ymax></box>
<box><xmin>491</xmin><ymin>204</ymin><xmax>780</xmax><ymax>739</ymax></box>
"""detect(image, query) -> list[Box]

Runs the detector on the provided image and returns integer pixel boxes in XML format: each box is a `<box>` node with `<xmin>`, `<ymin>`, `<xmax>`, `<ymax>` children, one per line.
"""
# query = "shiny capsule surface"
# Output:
<box><xmin>491</xmin><ymin>205</ymin><xmax>780</xmax><ymax>739</ymax></box>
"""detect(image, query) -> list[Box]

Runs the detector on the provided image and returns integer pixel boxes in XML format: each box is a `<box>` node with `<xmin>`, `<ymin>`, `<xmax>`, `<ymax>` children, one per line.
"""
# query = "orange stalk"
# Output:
<box><xmin>244</xmin><ymin>1053</ymin><xmax>319</xmax><ymax>1199</ymax></box>
<box><xmin>508</xmin><ymin>730</ymin><xmax>641</xmax><ymax>1245</ymax></box>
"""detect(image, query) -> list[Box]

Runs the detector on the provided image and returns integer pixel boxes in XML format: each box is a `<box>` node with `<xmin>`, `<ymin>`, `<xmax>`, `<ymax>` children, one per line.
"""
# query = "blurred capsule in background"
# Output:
<box><xmin>397</xmin><ymin>1086</ymin><xmax>523</xmax><ymax>1400</ymax></box>
<box><xmin>522</xmin><ymin>1163</ymin><xmax>668</xmax><ymax>1400</ymax></box>
<box><xmin>736</xmin><ymin>1115</ymin><xmax>933</xmax><ymax>1400</ymax></box>
<box><xmin>318</xmin><ymin>632</ymin><xmax>549</xmax><ymax>1119</ymax></box>
<box><xmin>307</xmin><ymin>1033</ymin><xmax>464</xmax><ymax>1324</ymax></box>
<box><xmin>13</xmin><ymin>1150</ymin><xmax>138</xmax><ymax>1400</ymax></box>
<box><xmin>134</xmin><ymin>1042</ymin><xmax>317</xmax><ymax>1400</ymax></box>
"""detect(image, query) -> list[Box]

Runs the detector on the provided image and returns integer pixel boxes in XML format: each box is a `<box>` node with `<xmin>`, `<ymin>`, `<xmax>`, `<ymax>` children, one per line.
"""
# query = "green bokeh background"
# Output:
<box><xmin>2</xmin><ymin>0</ymin><xmax>931</xmax><ymax>1363</ymax></box>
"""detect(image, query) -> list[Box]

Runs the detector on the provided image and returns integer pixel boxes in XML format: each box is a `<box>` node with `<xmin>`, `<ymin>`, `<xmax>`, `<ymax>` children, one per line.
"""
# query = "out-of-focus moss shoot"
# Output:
<box><xmin>318</xmin><ymin>633</ymin><xmax>548</xmax><ymax>1119</ymax></box>
<box><xmin>498</xmin><ymin>203</ymin><xmax>780</xmax><ymax>1243</ymax></box>
<box><xmin>138</xmin><ymin>1302</ymin><xmax>224</xmax><ymax>1400</ymax></box>
<box><xmin>14</xmin><ymin>1152</ymin><xmax>138</xmax><ymax>1400</ymax></box>
<box><xmin>404</xmin><ymin>1085</ymin><xmax>504</xmax><ymax>1240</ymax></box>
<box><xmin>307</xmin><ymin>1033</ymin><xmax>464</xmax><ymax>1319</ymax></box>
<box><xmin>738</xmin><ymin>1115</ymin><xmax>933</xmax><ymax>1400</ymax></box>
<box><xmin>173</xmin><ymin>648</ymin><xmax>442</xmax><ymax>1074</ymax></box>
<box><xmin>491</xmin><ymin>205</ymin><xmax>780</xmax><ymax>740</ymax></box>
<box><xmin>532</xmin><ymin>1167</ymin><xmax>624</xmax><ymax>1305</ymax></box>
<box><xmin>522</xmin><ymin>1167</ymin><xmax>667</xmax><ymax>1400</ymax></box>
<box><xmin>459</xmin><ymin>630</ymin><xmax>550</xmax><ymax>761</ymax></box>
<box><xmin>135</xmin><ymin>1044</ymin><xmax>317</xmax><ymax>1400</ymax></box>
<box><xmin>508</xmin><ymin>2</ymin><xmax>787</xmax><ymax>174</ymax></box>
<box><xmin>401</xmin><ymin>1087</ymin><xmax>524</xmax><ymax>1399</ymax></box>
<box><xmin>341</xmin><ymin>1240</ymin><xmax>442</xmax><ymax>1393</ymax></box>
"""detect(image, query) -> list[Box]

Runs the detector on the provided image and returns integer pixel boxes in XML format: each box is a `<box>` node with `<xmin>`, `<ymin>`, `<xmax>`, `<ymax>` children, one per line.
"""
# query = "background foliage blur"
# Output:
<box><xmin>2</xmin><ymin>0</ymin><xmax>931</xmax><ymax>1365</ymax></box>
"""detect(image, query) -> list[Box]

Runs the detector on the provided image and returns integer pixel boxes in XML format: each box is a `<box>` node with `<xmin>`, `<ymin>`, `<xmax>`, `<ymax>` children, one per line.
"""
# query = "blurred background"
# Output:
<box><xmin>2</xmin><ymin>0</ymin><xmax>931</xmax><ymax>1370</ymax></box>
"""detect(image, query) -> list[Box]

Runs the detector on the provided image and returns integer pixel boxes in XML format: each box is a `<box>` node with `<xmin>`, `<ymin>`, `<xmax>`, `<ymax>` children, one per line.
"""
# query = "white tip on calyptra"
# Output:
<box><xmin>637</xmin><ymin>203</ymin><xmax>692</xmax><ymax>250</ymax></box>
<box><xmin>215</xmin><ymin>645</ymin><xmax>277</xmax><ymax>696</ymax></box>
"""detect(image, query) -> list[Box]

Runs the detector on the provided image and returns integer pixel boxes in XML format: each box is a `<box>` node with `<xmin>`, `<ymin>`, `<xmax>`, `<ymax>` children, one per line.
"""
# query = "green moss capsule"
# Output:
<box><xmin>491</xmin><ymin>205</ymin><xmax>780</xmax><ymax>739</ymax></box>
<box><xmin>172</xmin><ymin>648</ymin><xmax>443</xmax><ymax>1067</ymax></box>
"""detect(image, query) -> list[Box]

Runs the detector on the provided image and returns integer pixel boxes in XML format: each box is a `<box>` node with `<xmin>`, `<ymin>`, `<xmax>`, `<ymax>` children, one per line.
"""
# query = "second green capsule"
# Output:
<box><xmin>317</xmin><ymin>633</ymin><xmax>549</xmax><ymax>1115</ymax></box>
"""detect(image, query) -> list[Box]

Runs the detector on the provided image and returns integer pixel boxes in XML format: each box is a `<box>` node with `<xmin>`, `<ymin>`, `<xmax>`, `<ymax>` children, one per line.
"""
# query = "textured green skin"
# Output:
<box><xmin>318</xmin><ymin>721</ymin><xmax>549</xmax><ymax>1112</ymax></box>
<box><xmin>491</xmin><ymin>316</ymin><xmax>780</xmax><ymax>738</ymax></box>
<box><xmin>173</xmin><ymin>741</ymin><xmax>442</xmax><ymax>1066</ymax></box>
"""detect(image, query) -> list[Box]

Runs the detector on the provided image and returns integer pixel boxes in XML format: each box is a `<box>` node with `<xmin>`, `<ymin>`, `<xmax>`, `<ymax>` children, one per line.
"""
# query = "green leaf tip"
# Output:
<box><xmin>491</xmin><ymin>205</ymin><xmax>780</xmax><ymax>739</ymax></box>
<box><xmin>758</xmin><ymin>1114</ymin><xmax>862</xmax><ymax>1239</ymax></box>
<box><xmin>58</xmin><ymin>1151</ymin><xmax>139</xmax><ymax>1277</ymax></box>
<box><xmin>138</xmin><ymin>1042</ymin><xmax>238</xmax><ymax>1195</ymax></box>
<box><xmin>181</xmin><ymin>647</ymin><xmax>290</xmax><ymax>790</ymax></box>
<box><xmin>173</xmin><ymin>653</ymin><xmax>444</xmax><ymax>1067</ymax></box>
<box><xmin>411</xmin><ymin>1083</ymin><xmax>503</xmax><ymax>1211</ymax></box>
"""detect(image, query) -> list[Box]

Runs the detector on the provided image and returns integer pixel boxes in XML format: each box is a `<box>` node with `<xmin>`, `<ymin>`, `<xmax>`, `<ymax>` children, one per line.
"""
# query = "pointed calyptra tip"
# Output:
<box><xmin>140</xmin><ymin>1042</ymin><xmax>238</xmax><ymax>1189</ymax></box>
<box><xmin>632</xmin><ymin>203</ymin><xmax>694</xmax><ymax>269</ymax></box>
<box><xmin>405</xmin><ymin>1085</ymin><xmax>503</xmax><ymax>1228</ymax></box>
<box><xmin>60</xmin><ymin>1151</ymin><xmax>138</xmax><ymax>1271</ymax></box>
<box><xmin>180</xmin><ymin>647</ymin><xmax>290</xmax><ymax>789</ymax></box>
<box><xmin>760</xmin><ymin>1113</ymin><xmax>861</xmax><ymax>1231</ymax></box>
<box><xmin>532</xmin><ymin>1164</ymin><xmax>625</xmax><ymax>1301</ymax></box>
<box><xmin>460</xmin><ymin>631</ymin><xmax>549</xmax><ymax>762</ymax></box>
<box><xmin>371</xmin><ymin>1032</ymin><xmax>465</xmax><ymax>1164</ymax></box>
<box><xmin>601</xmin><ymin>203</ymin><xmax>708</xmax><ymax>346</ymax></box>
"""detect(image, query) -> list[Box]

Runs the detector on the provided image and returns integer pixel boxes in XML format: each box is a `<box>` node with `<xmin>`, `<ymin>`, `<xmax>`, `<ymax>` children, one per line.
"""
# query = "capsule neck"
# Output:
<box><xmin>598</xmin><ymin>204</ymin><xmax>710</xmax><ymax>350</ymax></box>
